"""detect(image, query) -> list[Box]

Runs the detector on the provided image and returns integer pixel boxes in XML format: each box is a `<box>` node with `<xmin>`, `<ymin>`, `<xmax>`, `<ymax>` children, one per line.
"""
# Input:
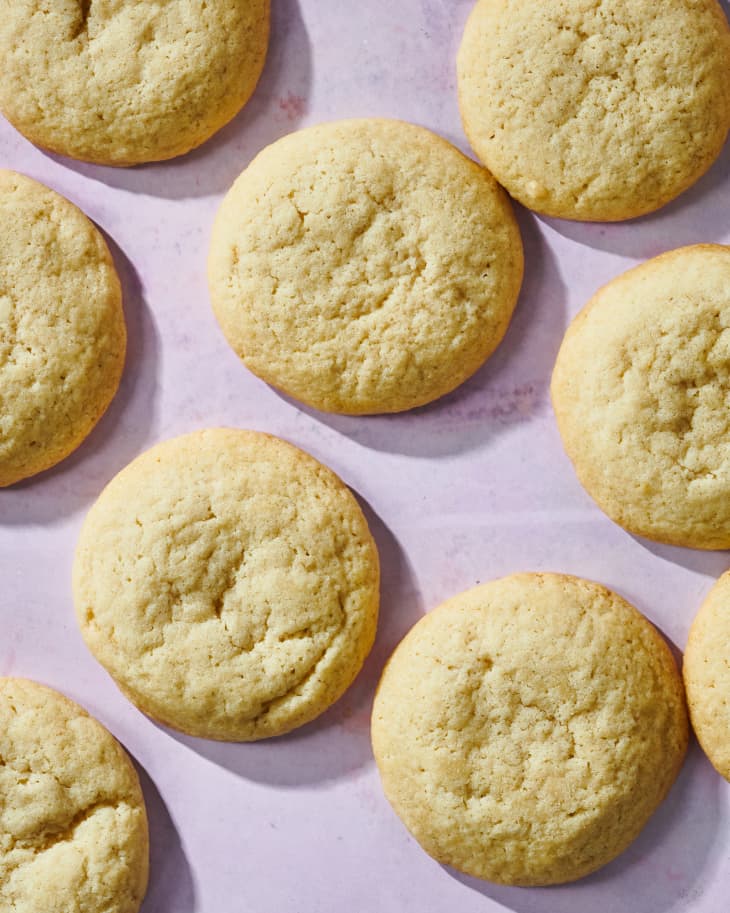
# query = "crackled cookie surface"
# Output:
<box><xmin>0</xmin><ymin>1</ymin><xmax>270</xmax><ymax>164</ymax></box>
<box><xmin>0</xmin><ymin>678</ymin><xmax>149</xmax><ymax>913</ymax></box>
<box><xmin>372</xmin><ymin>573</ymin><xmax>687</xmax><ymax>885</ymax></box>
<box><xmin>208</xmin><ymin>118</ymin><xmax>523</xmax><ymax>414</ymax></box>
<box><xmin>684</xmin><ymin>571</ymin><xmax>730</xmax><ymax>781</ymax></box>
<box><xmin>457</xmin><ymin>0</ymin><xmax>730</xmax><ymax>220</ymax></box>
<box><xmin>73</xmin><ymin>428</ymin><xmax>380</xmax><ymax>740</ymax></box>
<box><xmin>552</xmin><ymin>244</ymin><xmax>730</xmax><ymax>548</ymax></box>
<box><xmin>0</xmin><ymin>170</ymin><xmax>125</xmax><ymax>487</ymax></box>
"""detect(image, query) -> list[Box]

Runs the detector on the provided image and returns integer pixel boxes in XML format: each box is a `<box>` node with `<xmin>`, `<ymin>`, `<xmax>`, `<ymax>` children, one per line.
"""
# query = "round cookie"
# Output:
<box><xmin>73</xmin><ymin>428</ymin><xmax>380</xmax><ymax>741</ymax></box>
<box><xmin>372</xmin><ymin>573</ymin><xmax>688</xmax><ymax>886</ymax></box>
<box><xmin>0</xmin><ymin>171</ymin><xmax>126</xmax><ymax>487</ymax></box>
<box><xmin>0</xmin><ymin>1</ymin><xmax>270</xmax><ymax>165</ymax></box>
<box><xmin>0</xmin><ymin>678</ymin><xmax>148</xmax><ymax>913</ymax></box>
<box><xmin>208</xmin><ymin>118</ymin><xmax>524</xmax><ymax>414</ymax></box>
<box><xmin>552</xmin><ymin>244</ymin><xmax>730</xmax><ymax>549</ymax></box>
<box><xmin>684</xmin><ymin>571</ymin><xmax>730</xmax><ymax>781</ymax></box>
<box><xmin>457</xmin><ymin>0</ymin><xmax>730</xmax><ymax>221</ymax></box>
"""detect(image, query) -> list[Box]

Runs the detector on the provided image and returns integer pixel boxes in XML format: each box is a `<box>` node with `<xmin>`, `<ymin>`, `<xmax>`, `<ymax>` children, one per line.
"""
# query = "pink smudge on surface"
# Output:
<box><xmin>443</xmin><ymin>381</ymin><xmax>547</xmax><ymax>424</ymax></box>
<box><xmin>340</xmin><ymin>704</ymin><xmax>372</xmax><ymax>735</ymax></box>
<box><xmin>482</xmin><ymin>382</ymin><xmax>543</xmax><ymax>421</ymax></box>
<box><xmin>278</xmin><ymin>93</ymin><xmax>306</xmax><ymax>120</ymax></box>
<box><xmin>354</xmin><ymin>780</ymin><xmax>382</xmax><ymax>816</ymax></box>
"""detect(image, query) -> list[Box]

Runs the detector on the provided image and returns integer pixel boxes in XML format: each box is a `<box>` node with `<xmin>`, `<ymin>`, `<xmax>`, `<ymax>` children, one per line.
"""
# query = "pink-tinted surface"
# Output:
<box><xmin>2</xmin><ymin>2</ymin><xmax>730</xmax><ymax>910</ymax></box>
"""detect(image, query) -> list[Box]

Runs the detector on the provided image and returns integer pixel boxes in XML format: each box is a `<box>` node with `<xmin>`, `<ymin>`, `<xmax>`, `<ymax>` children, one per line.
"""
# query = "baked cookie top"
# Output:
<box><xmin>0</xmin><ymin>1</ymin><xmax>270</xmax><ymax>165</ymax></box>
<box><xmin>552</xmin><ymin>244</ymin><xmax>730</xmax><ymax>549</ymax></box>
<box><xmin>457</xmin><ymin>0</ymin><xmax>730</xmax><ymax>221</ymax></box>
<box><xmin>372</xmin><ymin>573</ymin><xmax>687</xmax><ymax>885</ymax></box>
<box><xmin>0</xmin><ymin>170</ymin><xmax>125</xmax><ymax>487</ymax></box>
<box><xmin>684</xmin><ymin>571</ymin><xmax>730</xmax><ymax>781</ymax></box>
<box><xmin>208</xmin><ymin>118</ymin><xmax>524</xmax><ymax>414</ymax></box>
<box><xmin>0</xmin><ymin>677</ymin><xmax>149</xmax><ymax>913</ymax></box>
<box><xmin>73</xmin><ymin>428</ymin><xmax>380</xmax><ymax>741</ymax></box>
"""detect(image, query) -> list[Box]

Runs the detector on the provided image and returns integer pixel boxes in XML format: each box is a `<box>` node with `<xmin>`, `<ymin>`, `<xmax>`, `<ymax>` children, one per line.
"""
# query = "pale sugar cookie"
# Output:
<box><xmin>73</xmin><ymin>428</ymin><xmax>380</xmax><ymax>741</ymax></box>
<box><xmin>372</xmin><ymin>573</ymin><xmax>687</xmax><ymax>885</ymax></box>
<box><xmin>0</xmin><ymin>170</ymin><xmax>125</xmax><ymax>487</ymax></box>
<box><xmin>0</xmin><ymin>677</ymin><xmax>149</xmax><ymax>913</ymax></box>
<box><xmin>457</xmin><ymin>0</ymin><xmax>730</xmax><ymax>220</ymax></box>
<box><xmin>208</xmin><ymin>118</ymin><xmax>523</xmax><ymax>414</ymax></box>
<box><xmin>552</xmin><ymin>244</ymin><xmax>730</xmax><ymax>549</ymax></box>
<box><xmin>684</xmin><ymin>571</ymin><xmax>730</xmax><ymax>781</ymax></box>
<box><xmin>0</xmin><ymin>1</ymin><xmax>270</xmax><ymax>165</ymax></box>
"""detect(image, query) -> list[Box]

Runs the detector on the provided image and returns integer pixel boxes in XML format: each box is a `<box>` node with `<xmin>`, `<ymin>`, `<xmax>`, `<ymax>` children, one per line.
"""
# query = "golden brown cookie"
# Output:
<box><xmin>0</xmin><ymin>170</ymin><xmax>125</xmax><ymax>487</ymax></box>
<box><xmin>457</xmin><ymin>0</ymin><xmax>730</xmax><ymax>220</ymax></box>
<box><xmin>0</xmin><ymin>677</ymin><xmax>149</xmax><ymax>913</ymax></box>
<box><xmin>73</xmin><ymin>428</ymin><xmax>380</xmax><ymax>740</ymax></box>
<box><xmin>552</xmin><ymin>244</ymin><xmax>730</xmax><ymax>549</ymax></box>
<box><xmin>372</xmin><ymin>573</ymin><xmax>688</xmax><ymax>885</ymax></box>
<box><xmin>0</xmin><ymin>1</ymin><xmax>270</xmax><ymax>165</ymax></box>
<box><xmin>208</xmin><ymin>118</ymin><xmax>524</xmax><ymax>414</ymax></box>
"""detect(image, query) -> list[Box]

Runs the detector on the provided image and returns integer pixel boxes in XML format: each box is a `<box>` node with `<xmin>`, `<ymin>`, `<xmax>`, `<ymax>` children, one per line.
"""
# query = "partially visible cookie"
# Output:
<box><xmin>372</xmin><ymin>573</ymin><xmax>688</xmax><ymax>885</ymax></box>
<box><xmin>208</xmin><ymin>118</ymin><xmax>524</xmax><ymax>414</ymax></box>
<box><xmin>684</xmin><ymin>572</ymin><xmax>730</xmax><ymax>781</ymax></box>
<box><xmin>0</xmin><ymin>677</ymin><xmax>149</xmax><ymax>913</ymax></box>
<box><xmin>73</xmin><ymin>428</ymin><xmax>380</xmax><ymax>741</ymax></box>
<box><xmin>0</xmin><ymin>1</ymin><xmax>270</xmax><ymax>165</ymax></box>
<box><xmin>457</xmin><ymin>0</ymin><xmax>730</xmax><ymax>220</ymax></box>
<box><xmin>0</xmin><ymin>171</ymin><xmax>126</xmax><ymax>487</ymax></box>
<box><xmin>552</xmin><ymin>244</ymin><xmax>730</xmax><ymax>549</ymax></box>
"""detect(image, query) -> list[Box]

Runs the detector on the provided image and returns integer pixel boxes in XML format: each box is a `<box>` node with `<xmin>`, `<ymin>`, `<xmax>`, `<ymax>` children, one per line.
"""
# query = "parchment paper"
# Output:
<box><xmin>1</xmin><ymin>1</ymin><xmax>729</xmax><ymax>910</ymax></box>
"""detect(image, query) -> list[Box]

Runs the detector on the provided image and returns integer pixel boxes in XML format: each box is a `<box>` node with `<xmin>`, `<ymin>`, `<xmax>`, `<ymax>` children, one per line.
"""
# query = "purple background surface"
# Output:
<box><xmin>2</xmin><ymin>1</ymin><xmax>730</xmax><ymax>911</ymax></box>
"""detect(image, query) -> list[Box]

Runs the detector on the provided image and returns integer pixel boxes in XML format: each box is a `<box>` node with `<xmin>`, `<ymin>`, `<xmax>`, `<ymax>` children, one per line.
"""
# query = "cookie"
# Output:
<box><xmin>371</xmin><ymin>573</ymin><xmax>688</xmax><ymax>885</ymax></box>
<box><xmin>73</xmin><ymin>428</ymin><xmax>380</xmax><ymax>741</ymax></box>
<box><xmin>552</xmin><ymin>244</ymin><xmax>730</xmax><ymax>549</ymax></box>
<box><xmin>457</xmin><ymin>0</ymin><xmax>730</xmax><ymax>221</ymax></box>
<box><xmin>684</xmin><ymin>571</ymin><xmax>730</xmax><ymax>781</ymax></box>
<box><xmin>208</xmin><ymin>118</ymin><xmax>524</xmax><ymax>414</ymax></box>
<box><xmin>0</xmin><ymin>1</ymin><xmax>270</xmax><ymax>165</ymax></box>
<box><xmin>0</xmin><ymin>677</ymin><xmax>148</xmax><ymax>913</ymax></box>
<box><xmin>0</xmin><ymin>171</ymin><xmax>126</xmax><ymax>487</ymax></box>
